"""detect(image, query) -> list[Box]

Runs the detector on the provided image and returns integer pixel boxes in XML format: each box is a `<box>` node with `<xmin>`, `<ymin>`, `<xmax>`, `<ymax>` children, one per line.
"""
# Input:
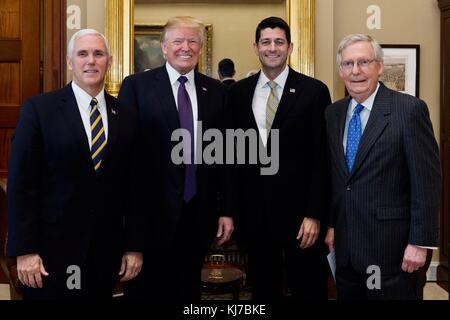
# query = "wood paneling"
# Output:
<box><xmin>0</xmin><ymin>0</ymin><xmax>40</xmax><ymax>179</ymax></box>
<box><xmin>0</xmin><ymin>41</ymin><xmax>21</xmax><ymax>61</ymax></box>
<box><xmin>43</xmin><ymin>0</ymin><xmax>66</xmax><ymax>92</ymax></box>
<box><xmin>0</xmin><ymin>63</ymin><xmax>20</xmax><ymax>105</ymax></box>
<box><xmin>0</xmin><ymin>130</ymin><xmax>13</xmax><ymax>178</ymax></box>
<box><xmin>0</xmin><ymin>0</ymin><xmax>20</xmax><ymax>39</ymax></box>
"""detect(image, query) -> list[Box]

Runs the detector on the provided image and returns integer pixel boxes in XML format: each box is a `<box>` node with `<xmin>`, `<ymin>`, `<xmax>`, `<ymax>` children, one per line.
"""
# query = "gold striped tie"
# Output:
<box><xmin>265</xmin><ymin>80</ymin><xmax>279</xmax><ymax>131</ymax></box>
<box><xmin>90</xmin><ymin>98</ymin><xmax>106</xmax><ymax>172</ymax></box>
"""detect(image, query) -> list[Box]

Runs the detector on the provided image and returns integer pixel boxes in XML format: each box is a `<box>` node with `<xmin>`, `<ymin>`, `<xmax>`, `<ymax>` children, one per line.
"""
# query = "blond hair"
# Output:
<box><xmin>161</xmin><ymin>16</ymin><xmax>204</xmax><ymax>44</ymax></box>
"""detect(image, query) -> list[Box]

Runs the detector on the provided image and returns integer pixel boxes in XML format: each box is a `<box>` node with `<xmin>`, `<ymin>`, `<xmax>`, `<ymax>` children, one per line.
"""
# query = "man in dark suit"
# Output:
<box><xmin>6</xmin><ymin>29</ymin><xmax>144</xmax><ymax>300</ymax></box>
<box><xmin>227</xmin><ymin>17</ymin><xmax>331</xmax><ymax>300</ymax></box>
<box><xmin>118</xmin><ymin>16</ymin><xmax>234</xmax><ymax>301</ymax></box>
<box><xmin>325</xmin><ymin>34</ymin><xmax>440</xmax><ymax>300</ymax></box>
<box><xmin>218</xmin><ymin>58</ymin><xmax>236</xmax><ymax>86</ymax></box>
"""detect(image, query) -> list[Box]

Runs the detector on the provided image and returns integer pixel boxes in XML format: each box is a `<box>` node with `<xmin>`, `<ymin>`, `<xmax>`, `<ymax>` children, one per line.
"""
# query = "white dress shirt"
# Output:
<box><xmin>252</xmin><ymin>65</ymin><xmax>289</xmax><ymax>145</ymax></box>
<box><xmin>71</xmin><ymin>81</ymin><xmax>108</xmax><ymax>148</ymax></box>
<box><xmin>165</xmin><ymin>62</ymin><xmax>199</xmax><ymax>159</ymax></box>
<box><xmin>342</xmin><ymin>83</ymin><xmax>379</xmax><ymax>153</ymax></box>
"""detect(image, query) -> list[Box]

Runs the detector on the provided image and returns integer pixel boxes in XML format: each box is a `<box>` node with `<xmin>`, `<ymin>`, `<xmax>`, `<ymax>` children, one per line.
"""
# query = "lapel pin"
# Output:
<box><xmin>202</xmin><ymin>86</ymin><xmax>207</xmax><ymax>91</ymax></box>
<box><xmin>289</xmin><ymin>88</ymin><xmax>296</xmax><ymax>93</ymax></box>
<box><xmin>111</xmin><ymin>109</ymin><xmax>116</xmax><ymax>115</ymax></box>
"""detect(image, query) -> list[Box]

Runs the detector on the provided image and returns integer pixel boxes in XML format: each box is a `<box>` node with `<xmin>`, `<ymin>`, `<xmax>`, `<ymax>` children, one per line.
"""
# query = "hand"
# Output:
<box><xmin>402</xmin><ymin>244</ymin><xmax>427</xmax><ymax>273</ymax></box>
<box><xmin>119</xmin><ymin>252</ymin><xmax>143</xmax><ymax>282</ymax></box>
<box><xmin>216</xmin><ymin>217</ymin><xmax>234</xmax><ymax>245</ymax></box>
<box><xmin>296</xmin><ymin>217</ymin><xmax>320</xmax><ymax>249</ymax></box>
<box><xmin>325</xmin><ymin>227</ymin><xmax>335</xmax><ymax>252</ymax></box>
<box><xmin>17</xmin><ymin>254</ymin><xmax>49</xmax><ymax>288</ymax></box>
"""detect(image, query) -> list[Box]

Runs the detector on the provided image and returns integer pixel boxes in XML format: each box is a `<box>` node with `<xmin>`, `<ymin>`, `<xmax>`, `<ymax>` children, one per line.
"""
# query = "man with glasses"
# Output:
<box><xmin>325</xmin><ymin>34</ymin><xmax>440</xmax><ymax>299</ymax></box>
<box><xmin>227</xmin><ymin>16</ymin><xmax>331</xmax><ymax>300</ymax></box>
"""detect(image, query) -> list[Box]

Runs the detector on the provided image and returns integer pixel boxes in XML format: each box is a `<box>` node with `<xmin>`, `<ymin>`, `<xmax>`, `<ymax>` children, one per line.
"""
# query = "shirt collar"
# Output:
<box><xmin>71</xmin><ymin>81</ymin><xmax>106</xmax><ymax>112</ymax></box>
<box><xmin>257</xmin><ymin>65</ymin><xmax>289</xmax><ymax>90</ymax></box>
<box><xmin>166</xmin><ymin>62</ymin><xmax>195</xmax><ymax>86</ymax></box>
<box><xmin>349</xmin><ymin>82</ymin><xmax>380</xmax><ymax>113</ymax></box>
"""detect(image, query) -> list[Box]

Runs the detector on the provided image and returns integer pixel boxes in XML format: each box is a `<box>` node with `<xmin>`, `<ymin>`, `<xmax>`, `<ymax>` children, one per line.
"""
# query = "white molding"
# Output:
<box><xmin>426</xmin><ymin>261</ymin><xmax>439</xmax><ymax>281</ymax></box>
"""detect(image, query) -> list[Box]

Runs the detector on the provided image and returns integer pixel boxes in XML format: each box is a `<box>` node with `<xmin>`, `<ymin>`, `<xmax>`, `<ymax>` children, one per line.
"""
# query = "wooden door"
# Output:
<box><xmin>0</xmin><ymin>0</ymin><xmax>40</xmax><ymax>179</ymax></box>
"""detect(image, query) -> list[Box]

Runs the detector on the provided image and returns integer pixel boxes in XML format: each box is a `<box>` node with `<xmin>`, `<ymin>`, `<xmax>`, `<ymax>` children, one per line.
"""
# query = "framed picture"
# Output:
<box><xmin>134</xmin><ymin>23</ymin><xmax>213</xmax><ymax>76</ymax></box>
<box><xmin>380</xmin><ymin>44</ymin><xmax>420</xmax><ymax>97</ymax></box>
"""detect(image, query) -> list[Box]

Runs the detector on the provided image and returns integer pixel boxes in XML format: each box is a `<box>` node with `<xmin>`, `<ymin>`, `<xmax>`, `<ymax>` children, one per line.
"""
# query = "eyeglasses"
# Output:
<box><xmin>340</xmin><ymin>59</ymin><xmax>377</xmax><ymax>71</ymax></box>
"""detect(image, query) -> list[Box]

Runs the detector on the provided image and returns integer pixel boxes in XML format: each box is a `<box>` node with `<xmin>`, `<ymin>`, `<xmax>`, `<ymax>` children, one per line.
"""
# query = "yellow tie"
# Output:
<box><xmin>265</xmin><ymin>80</ymin><xmax>279</xmax><ymax>131</ymax></box>
<box><xmin>90</xmin><ymin>98</ymin><xmax>106</xmax><ymax>172</ymax></box>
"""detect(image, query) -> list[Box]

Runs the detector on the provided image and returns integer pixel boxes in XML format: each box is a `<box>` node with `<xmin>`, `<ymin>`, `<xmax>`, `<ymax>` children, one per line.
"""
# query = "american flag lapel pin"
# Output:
<box><xmin>289</xmin><ymin>88</ymin><xmax>296</xmax><ymax>93</ymax></box>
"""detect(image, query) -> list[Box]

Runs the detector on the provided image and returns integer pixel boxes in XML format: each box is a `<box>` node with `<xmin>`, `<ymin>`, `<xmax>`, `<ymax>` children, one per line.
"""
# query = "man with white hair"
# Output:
<box><xmin>325</xmin><ymin>34</ymin><xmax>440</xmax><ymax>300</ymax></box>
<box><xmin>7</xmin><ymin>29</ymin><xmax>144</xmax><ymax>299</ymax></box>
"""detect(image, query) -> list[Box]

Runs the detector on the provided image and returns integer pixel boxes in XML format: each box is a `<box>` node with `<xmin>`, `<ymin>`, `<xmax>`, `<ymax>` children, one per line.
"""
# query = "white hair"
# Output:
<box><xmin>67</xmin><ymin>29</ymin><xmax>110</xmax><ymax>57</ymax></box>
<box><xmin>336</xmin><ymin>34</ymin><xmax>384</xmax><ymax>66</ymax></box>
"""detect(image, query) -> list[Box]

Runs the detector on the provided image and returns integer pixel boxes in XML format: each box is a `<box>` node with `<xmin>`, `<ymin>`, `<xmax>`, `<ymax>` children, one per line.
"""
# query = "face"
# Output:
<box><xmin>254</xmin><ymin>27</ymin><xmax>293</xmax><ymax>78</ymax></box>
<box><xmin>161</xmin><ymin>27</ymin><xmax>202</xmax><ymax>74</ymax></box>
<box><xmin>67</xmin><ymin>34</ymin><xmax>112</xmax><ymax>97</ymax></box>
<box><xmin>339</xmin><ymin>41</ymin><xmax>384</xmax><ymax>103</ymax></box>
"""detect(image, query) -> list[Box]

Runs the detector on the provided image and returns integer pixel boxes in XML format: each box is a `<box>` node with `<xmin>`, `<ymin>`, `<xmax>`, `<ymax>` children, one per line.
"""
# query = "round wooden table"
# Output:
<box><xmin>201</xmin><ymin>256</ymin><xmax>245</xmax><ymax>300</ymax></box>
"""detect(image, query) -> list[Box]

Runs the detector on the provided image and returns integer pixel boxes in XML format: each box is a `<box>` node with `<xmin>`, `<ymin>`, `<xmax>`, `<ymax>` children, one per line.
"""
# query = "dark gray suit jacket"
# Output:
<box><xmin>325</xmin><ymin>82</ymin><xmax>441</xmax><ymax>275</ymax></box>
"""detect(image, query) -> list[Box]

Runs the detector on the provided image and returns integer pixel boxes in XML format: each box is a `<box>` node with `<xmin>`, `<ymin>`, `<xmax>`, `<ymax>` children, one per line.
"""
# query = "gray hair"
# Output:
<box><xmin>67</xmin><ymin>29</ymin><xmax>110</xmax><ymax>57</ymax></box>
<box><xmin>161</xmin><ymin>16</ymin><xmax>204</xmax><ymax>44</ymax></box>
<box><xmin>336</xmin><ymin>34</ymin><xmax>384</xmax><ymax>66</ymax></box>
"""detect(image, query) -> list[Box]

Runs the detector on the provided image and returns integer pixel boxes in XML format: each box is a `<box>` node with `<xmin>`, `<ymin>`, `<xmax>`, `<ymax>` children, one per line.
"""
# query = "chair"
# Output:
<box><xmin>0</xmin><ymin>178</ymin><xmax>22</xmax><ymax>300</ymax></box>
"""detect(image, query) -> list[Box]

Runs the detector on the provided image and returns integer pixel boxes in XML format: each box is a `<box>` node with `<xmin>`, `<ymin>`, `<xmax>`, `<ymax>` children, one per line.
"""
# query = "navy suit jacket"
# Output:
<box><xmin>118</xmin><ymin>66</ymin><xmax>229</xmax><ymax>250</ymax></box>
<box><xmin>7</xmin><ymin>84</ymin><xmax>142</xmax><ymax>278</ymax></box>
<box><xmin>325</xmin><ymin>82</ymin><xmax>441</xmax><ymax>275</ymax></box>
<box><xmin>227</xmin><ymin>68</ymin><xmax>331</xmax><ymax>244</ymax></box>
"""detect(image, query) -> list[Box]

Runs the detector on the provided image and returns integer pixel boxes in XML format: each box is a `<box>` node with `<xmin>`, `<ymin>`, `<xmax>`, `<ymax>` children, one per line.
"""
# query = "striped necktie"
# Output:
<box><xmin>265</xmin><ymin>80</ymin><xmax>279</xmax><ymax>131</ymax></box>
<box><xmin>90</xmin><ymin>98</ymin><xmax>106</xmax><ymax>173</ymax></box>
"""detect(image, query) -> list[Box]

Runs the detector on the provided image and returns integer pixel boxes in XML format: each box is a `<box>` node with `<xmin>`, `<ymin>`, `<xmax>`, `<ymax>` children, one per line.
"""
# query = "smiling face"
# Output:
<box><xmin>339</xmin><ymin>41</ymin><xmax>384</xmax><ymax>103</ymax></box>
<box><xmin>161</xmin><ymin>26</ymin><xmax>202</xmax><ymax>75</ymax></box>
<box><xmin>67</xmin><ymin>34</ymin><xmax>112</xmax><ymax>97</ymax></box>
<box><xmin>254</xmin><ymin>27</ymin><xmax>293</xmax><ymax>79</ymax></box>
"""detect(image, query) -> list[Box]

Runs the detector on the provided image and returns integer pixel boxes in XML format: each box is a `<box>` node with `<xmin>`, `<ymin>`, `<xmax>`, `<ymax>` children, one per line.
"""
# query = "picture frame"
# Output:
<box><xmin>380</xmin><ymin>44</ymin><xmax>420</xmax><ymax>97</ymax></box>
<box><xmin>133</xmin><ymin>23</ymin><xmax>213</xmax><ymax>76</ymax></box>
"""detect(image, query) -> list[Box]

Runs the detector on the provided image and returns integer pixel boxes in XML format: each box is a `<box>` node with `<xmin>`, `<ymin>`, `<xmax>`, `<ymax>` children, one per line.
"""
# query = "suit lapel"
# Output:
<box><xmin>348</xmin><ymin>83</ymin><xmax>391</xmax><ymax>180</ymax></box>
<box><xmin>270</xmin><ymin>68</ymin><xmax>300</xmax><ymax>130</ymax></box>
<box><xmin>331</xmin><ymin>97</ymin><xmax>351</xmax><ymax>177</ymax></box>
<box><xmin>58</xmin><ymin>84</ymin><xmax>93</xmax><ymax>168</ymax></box>
<box><xmin>194</xmin><ymin>72</ymin><xmax>207</xmax><ymax>123</ymax></box>
<box><xmin>242</xmin><ymin>73</ymin><xmax>260</xmax><ymax>132</ymax></box>
<box><xmin>155</xmin><ymin>67</ymin><xmax>180</xmax><ymax>133</ymax></box>
<box><xmin>99</xmin><ymin>92</ymin><xmax>119</xmax><ymax>172</ymax></box>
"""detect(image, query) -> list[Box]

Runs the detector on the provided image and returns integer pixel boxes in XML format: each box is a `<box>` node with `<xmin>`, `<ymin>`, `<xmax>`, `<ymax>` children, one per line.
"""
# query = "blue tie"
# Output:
<box><xmin>346</xmin><ymin>103</ymin><xmax>364</xmax><ymax>172</ymax></box>
<box><xmin>177</xmin><ymin>76</ymin><xmax>196</xmax><ymax>202</ymax></box>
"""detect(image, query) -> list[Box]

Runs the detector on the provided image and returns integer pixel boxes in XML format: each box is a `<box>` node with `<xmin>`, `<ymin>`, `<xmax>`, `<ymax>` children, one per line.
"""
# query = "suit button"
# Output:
<box><xmin>346</xmin><ymin>186</ymin><xmax>351</xmax><ymax>191</ymax></box>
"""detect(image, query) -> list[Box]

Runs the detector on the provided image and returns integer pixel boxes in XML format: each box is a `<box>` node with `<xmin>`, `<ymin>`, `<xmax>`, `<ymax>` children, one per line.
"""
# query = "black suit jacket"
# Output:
<box><xmin>222</xmin><ymin>79</ymin><xmax>236</xmax><ymax>87</ymax></box>
<box><xmin>7</xmin><ymin>84</ymin><xmax>142</xmax><ymax>278</ymax></box>
<box><xmin>325</xmin><ymin>83</ymin><xmax>441</xmax><ymax>275</ymax></box>
<box><xmin>118</xmin><ymin>66</ymin><xmax>229</xmax><ymax>249</ymax></box>
<box><xmin>227</xmin><ymin>68</ymin><xmax>331</xmax><ymax>244</ymax></box>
